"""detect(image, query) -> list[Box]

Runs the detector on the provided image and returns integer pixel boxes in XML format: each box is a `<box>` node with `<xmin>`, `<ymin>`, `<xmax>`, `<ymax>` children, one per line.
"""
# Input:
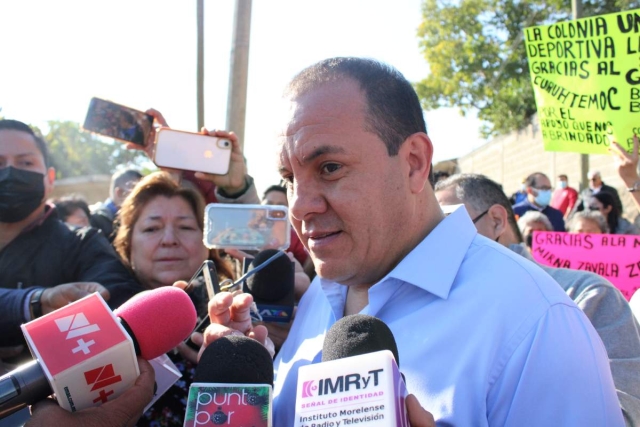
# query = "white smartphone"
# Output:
<box><xmin>153</xmin><ymin>128</ymin><xmax>232</xmax><ymax>175</ymax></box>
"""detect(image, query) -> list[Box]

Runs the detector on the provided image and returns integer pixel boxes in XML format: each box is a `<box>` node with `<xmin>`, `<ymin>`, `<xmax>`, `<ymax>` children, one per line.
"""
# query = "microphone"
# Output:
<box><xmin>294</xmin><ymin>314</ymin><xmax>409</xmax><ymax>427</ymax></box>
<box><xmin>243</xmin><ymin>249</ymin><xmax>295</xmax><ymax>323</ymax></box>
<box><xmin>0</xmin><ymin>286</ymin><xmax>197</xmax><ymax>418</ymax></box>
<box><xmin>184</xmin><ymin>335</ymin><xmax>273</xmax><ymax>427</ymax></box>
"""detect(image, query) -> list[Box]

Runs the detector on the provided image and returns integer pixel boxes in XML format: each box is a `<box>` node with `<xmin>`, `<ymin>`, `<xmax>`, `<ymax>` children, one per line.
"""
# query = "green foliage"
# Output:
<box><xmin>416</xmin><ymin>0</ymin><xmax>640</xmax><ymax>138</ymax></box>
<box><xmin>39</xmin><ymin>121</ymin><xmax>148</xmax><ymax>179</ymax></box>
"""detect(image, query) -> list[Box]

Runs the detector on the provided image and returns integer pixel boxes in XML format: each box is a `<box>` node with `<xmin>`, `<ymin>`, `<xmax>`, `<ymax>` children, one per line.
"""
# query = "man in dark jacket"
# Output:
<box><xmin>0</xmin><ymin>119</ymin><xmax>143</xmax><ymax>348</ymax></box>
<box><xmin>573</xmin><ymin>169</ymin><xmax>624</xmax><ymax>216</ymax></box>
<box><xmin>89</xmin><ymin>168</ymin><xmax>142</xmax><ymax>241</ymax></box>
<box><xmin>512</xmin><ymin>172</ymin><xmax>566</xmax><ymax>231</ymax></box>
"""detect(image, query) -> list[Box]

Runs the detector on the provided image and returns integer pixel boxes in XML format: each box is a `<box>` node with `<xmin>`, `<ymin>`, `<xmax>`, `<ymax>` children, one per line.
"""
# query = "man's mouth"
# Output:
<box><xmin>307</xmin><ymin>231</ymin><xmax>341</xmax><ymax>241</ymax></box>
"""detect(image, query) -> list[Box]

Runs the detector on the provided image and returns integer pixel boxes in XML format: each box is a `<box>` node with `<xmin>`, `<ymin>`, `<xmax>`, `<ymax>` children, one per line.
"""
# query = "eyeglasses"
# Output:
<box><xmin>472</xmin><ymin>209</ymin><xmax>489</xmax><ymax>224</ymax></box>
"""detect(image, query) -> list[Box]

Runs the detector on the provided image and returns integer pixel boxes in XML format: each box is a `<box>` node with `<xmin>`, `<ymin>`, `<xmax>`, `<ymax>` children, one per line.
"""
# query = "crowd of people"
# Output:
<box><xmin>2</xmin><ymin>56</ymin><xmax>640</xmax><ymax>427</ymax></box>
<box><xmin>508</xmin><ymin>168</ymin><xmax>640</xmax><ymax>251</ymax></box>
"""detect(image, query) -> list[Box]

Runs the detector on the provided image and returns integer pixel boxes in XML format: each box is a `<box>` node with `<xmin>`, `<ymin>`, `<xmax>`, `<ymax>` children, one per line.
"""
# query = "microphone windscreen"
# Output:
<box><xmin>194</xmin><ymin>335</ymin><xmax>274</xmax><ymax>386</ymax></box>
<box><xmin>245</xmin><ymin>249</ymin><xmax>294</xmax><ymax>302</ymax></box>
<box><xmin>114</xmin><ymin>286</ymin><xmax>197</xmax><ymax>360</ymax></box>
<box><xmin>322</xmin><ymin>314</ymin><xmax>400</xmax><ymax>366</ymax></box>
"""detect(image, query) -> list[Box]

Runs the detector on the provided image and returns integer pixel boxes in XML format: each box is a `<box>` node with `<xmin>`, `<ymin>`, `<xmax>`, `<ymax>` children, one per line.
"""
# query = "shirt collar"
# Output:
<box><xmin>317</xmin><ymin>205</ymin><xmax>477</xmax><ymax>319</ymax></box>
<box><xmin>381</xmin><ymin>205</ymin><xmax>476</xmax><ymax>299</ymax></box>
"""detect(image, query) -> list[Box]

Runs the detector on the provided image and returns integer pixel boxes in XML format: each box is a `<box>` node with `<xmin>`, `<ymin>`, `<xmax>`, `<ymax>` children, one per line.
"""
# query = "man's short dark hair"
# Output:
<box><xmin>110</xmin><ymin>169</ymin><xmax>143</xmax><ymax>197</ymax></box>
<box><xmin>525</xmin><ymin>172</ymin><xmax>549</xmax><ymax>189</ymax></box>
<box><xmin>558</xmin><ymin>174</ymin><xmax>568</xmax><ymax>180</ymax></box>
<box><xmin>263</xmin><ymin>184</ymin><xmax>287</xmax><ymax>201</ymax></box>
<box><xmin>0</xmin><ymin>119</ymin><xmax>51</xmax><ymax>167</ymax></box>
<box><xmin>52</xmin><ymin>195</ymin><xmax>91</xmax><ymax>222</ymax></box>
<box><xmin>286</xmin><ymin>57</ymin><xmax>427</xmax><ymax>153</ymax></box>
<box><xmin>435</xmin><ymin>173</ymin><xmax>524</xmax><ymax>243</ymax></box>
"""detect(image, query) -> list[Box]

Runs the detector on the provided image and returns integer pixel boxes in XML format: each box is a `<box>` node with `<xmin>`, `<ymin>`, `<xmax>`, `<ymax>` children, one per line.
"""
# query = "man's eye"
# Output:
<box><xmin>281</xmin><ymin>174</ymin><xmax>294</xmax><ymax>185</ymax></box>
<box><xmin>321</xmin><ymin>163</ymin><xmax>341</xmax><ymax>174</ymax></box>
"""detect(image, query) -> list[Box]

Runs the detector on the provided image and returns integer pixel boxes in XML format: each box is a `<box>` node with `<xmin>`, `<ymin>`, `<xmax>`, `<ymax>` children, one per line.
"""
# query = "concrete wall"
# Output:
<box><xmin>456</xmin><ymin>117</ymin><xmax>638</xmax><ymax>220</ymax></box>
<box><xmin>49</xmin><ymin>175</ymin><xmax>111</xmax><ymax>204</ymax></box>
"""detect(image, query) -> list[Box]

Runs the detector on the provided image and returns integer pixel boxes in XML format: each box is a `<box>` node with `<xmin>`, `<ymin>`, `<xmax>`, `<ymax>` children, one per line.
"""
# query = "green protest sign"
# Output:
<box><xmin>524</xmin><ymin>10</ymin><xmax>640</xmax><ymax>154</ymax></box>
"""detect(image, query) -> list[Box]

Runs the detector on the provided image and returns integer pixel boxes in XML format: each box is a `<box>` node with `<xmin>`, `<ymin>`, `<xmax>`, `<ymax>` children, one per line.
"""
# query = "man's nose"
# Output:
<box><xmin>289</xmin><ymin>180</ymin><xmax>327</xmax><ymax>222</ymax></box>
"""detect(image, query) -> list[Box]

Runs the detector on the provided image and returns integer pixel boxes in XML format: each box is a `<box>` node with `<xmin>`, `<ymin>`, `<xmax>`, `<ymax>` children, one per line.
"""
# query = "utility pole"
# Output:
<box><xmin>196</xmin><ymin>0</ymin><xmax>205</xmax><ymax>131</ymax></box>
<box><xmin>226</xmin><ymin>0</ymin><xmax>252</xmax><ymax>150</ymax></box>
<box><xmin>573</xmin><ymin>0</ymin><xmax>589</xmax><ymax>191</ymax></box>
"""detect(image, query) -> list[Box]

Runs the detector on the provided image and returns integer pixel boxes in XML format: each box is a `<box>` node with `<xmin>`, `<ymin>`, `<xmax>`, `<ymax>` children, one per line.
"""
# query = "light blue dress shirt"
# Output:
<box><xmin>273</xmin><ymin>207</ymin><xmax>623</xmax><ymax>426</ymax></box>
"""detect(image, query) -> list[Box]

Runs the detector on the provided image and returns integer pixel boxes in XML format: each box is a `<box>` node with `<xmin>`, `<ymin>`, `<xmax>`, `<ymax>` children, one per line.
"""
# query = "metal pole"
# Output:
<box><xmin>197</xmin><ymin>0</ymin><xmax>205</xmax><ymax>131</ymax></box>
<box><xmin>572</xmin><ymin>0</ymin><xmax>589</xmax><ymax>191</ymax></box>
<box><xmin>226</xmin><ymin>0</ymin><xmax>252</xmax><ymax>150</ymax></box>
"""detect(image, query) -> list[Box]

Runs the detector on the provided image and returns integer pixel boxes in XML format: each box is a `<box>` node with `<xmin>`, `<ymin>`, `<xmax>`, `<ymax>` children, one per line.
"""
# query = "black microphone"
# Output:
<box><xmin>243</xmin><ymin>249</ymin><xmax>295</xmax><ymax>323</ymax></box>
<box><xmin>183</xmin><ymin>336</ymin><xmax>274</xmax><ymax>426</ymax></box>
<box><xmin>295</xmin><ymin>314</ymin><xmax>409</xmax><ymax>426</ymax></box>
<box><xmin>322</xmin><ymin>314</ymin><xmax>400</xmax><ymax>364</ymax></box>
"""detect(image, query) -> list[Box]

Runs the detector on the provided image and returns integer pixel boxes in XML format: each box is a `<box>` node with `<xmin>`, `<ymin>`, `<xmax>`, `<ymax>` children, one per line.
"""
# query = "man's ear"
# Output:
<box><xmin>46</xmin><ymin>167</ymin><xmax>55</xmax><ymax>185</ymax></box>
<box><xmin>402</xmin><ymin>132</ymin><xmax>433</xmax><ymax>194</ymax></box>
<box><xmin>488</xmin><ymin>204</ymin><xmax>509</xmax><ymax>239</ymax></box>
<box><xmin>43</xmin><ymin>167</ymin><xmax>56</xmax><ymax>199</ymax></box>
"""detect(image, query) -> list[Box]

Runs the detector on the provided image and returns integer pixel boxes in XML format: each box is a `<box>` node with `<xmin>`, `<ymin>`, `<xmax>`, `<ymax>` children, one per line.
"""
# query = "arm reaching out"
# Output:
<box><xmin>609</xmin><ymin>135</ymin><xmax>640</xmax><ymax>214</ymax></box>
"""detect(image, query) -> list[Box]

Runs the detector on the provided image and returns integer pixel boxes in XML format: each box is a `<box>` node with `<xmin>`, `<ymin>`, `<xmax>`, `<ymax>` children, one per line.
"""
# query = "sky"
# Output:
<box><xmin>0</xmin><ymin>0</ymin><xmax>486</xmax><ymax>195</ymax></box>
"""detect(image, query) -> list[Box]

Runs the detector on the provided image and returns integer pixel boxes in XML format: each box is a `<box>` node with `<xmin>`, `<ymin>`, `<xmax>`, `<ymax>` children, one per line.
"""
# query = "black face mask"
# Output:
<box><xmin>0</xmin><ymin>166</ymin><xmax>45</xmax><ymax>223</ymax></box>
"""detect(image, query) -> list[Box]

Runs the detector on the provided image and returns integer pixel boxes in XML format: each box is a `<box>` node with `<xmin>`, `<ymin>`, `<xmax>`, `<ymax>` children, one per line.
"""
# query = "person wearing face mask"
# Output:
<box><xmin>0</xmin><ymin>119</ymin><xmax>143</xmax><ymax>350</ymax></box>
<box><xmin>550</xmin><ymin>174</ymin><xmax>578</xmax><ymax>219</ymax></box>
<box><xmin>512</xmin><ymin>171</ymin><xmax>566</xmax><ymax>231</ymax></box>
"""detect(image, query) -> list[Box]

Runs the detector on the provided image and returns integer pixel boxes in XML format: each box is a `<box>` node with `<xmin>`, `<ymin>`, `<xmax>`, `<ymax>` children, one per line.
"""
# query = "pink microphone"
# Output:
<box><xmin>115</xmin><ymin>286</ymin><xmax>197</xmax><ymax>360</ymax></box>
<box><xmin>0</xmin><ymin>286</ymin><xmax>197</xmax><ymax>418</ymax></box>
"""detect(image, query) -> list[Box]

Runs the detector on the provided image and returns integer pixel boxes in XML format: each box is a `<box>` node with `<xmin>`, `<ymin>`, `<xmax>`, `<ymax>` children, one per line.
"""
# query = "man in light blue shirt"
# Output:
<box><xmin>203</xmin><ymin>57</ymin><xmax>623</xmax><ymax>426</ymax></box>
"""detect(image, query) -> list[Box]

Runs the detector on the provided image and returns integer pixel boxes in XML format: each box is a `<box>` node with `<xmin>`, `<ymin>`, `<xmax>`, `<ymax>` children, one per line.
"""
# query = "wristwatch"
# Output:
<box><xmin>627</xmin><ymin>182</ymin><xmax>640</xmax><ymax>193</ymax></box>
<box><xmin>29</xmin><ymin>288</ymin><xmax>45</xmax><ymax>319</ymax></box>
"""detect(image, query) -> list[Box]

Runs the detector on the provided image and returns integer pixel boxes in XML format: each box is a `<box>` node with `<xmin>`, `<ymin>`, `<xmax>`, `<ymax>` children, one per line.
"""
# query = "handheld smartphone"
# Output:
<box><xmin>153</xmin><ymin>128</ymin><xmax>232</xmax><ymax>175</ymax></box>
<box><xmin>203</xmin><ymin>204</ymin><xmax>290</xmax><ymax>251</ymax></box>
<box><xmin>82</xmin><ymin>97</ymin><xmax>153</xmax><ymax>146</ymax></box>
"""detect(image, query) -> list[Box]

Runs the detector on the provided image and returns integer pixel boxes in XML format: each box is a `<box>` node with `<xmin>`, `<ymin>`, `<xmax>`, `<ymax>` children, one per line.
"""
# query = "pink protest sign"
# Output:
<box><xmin>531</xmin><ymin>231</ymin><xmax>640</xmax><ymax>300</ymax></box>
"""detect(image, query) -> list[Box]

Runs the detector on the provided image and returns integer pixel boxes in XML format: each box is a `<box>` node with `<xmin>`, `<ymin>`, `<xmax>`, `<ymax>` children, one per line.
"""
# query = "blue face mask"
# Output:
<box><xmin>534</xmin><ymin>189</ymin><xmax>552</xmax><ymax>207</ymax></box>
<box><xmin>557</xmin><ymin>181</ymin><xmax>568</xmax><ymax>189</ymax></box>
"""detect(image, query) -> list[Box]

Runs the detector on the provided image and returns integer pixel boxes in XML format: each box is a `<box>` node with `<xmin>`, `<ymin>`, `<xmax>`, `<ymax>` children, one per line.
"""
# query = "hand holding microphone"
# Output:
<box><xmin>201</xmin><ymin>291</ymin><xmax>274</xmax><ymax>359</ymax></box>
<box><xmin>25</xmin><ymin>358</ymin><xmax>155</xmax><ymax>427</ymax></box>
<box><xmin>0</xmin><ymin>286</ymin><xmax>197</xmax><ymax>418</ymax></box>
<box><xmin>406</xmin><ymin>395</ymin><xmax>435</xmax><ymax>427</ymax></box>
<box><xmin>40</xmin><ymin>282</ymin><xmax>110</xmax><ymax>316</ymax></box>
